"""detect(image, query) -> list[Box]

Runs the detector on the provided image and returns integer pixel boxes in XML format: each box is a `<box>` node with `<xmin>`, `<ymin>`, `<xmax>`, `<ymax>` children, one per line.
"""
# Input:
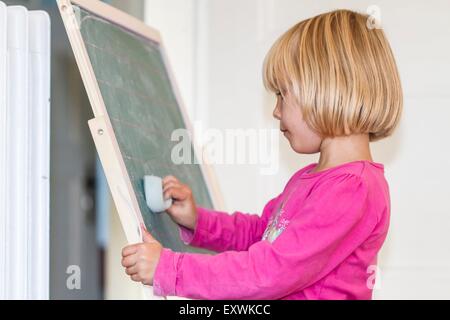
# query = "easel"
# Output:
<box><xmin>58</xmin><ymin>0</ymin><xmax>224</xmax><ymax>300</ymax></box>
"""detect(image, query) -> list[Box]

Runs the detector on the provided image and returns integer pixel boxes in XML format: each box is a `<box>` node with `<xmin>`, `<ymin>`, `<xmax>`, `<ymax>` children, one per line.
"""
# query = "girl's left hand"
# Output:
<box><xmin>121</xmin><ymin>224</ymin><xmax>163</xmax><ymax>286</ymax></box>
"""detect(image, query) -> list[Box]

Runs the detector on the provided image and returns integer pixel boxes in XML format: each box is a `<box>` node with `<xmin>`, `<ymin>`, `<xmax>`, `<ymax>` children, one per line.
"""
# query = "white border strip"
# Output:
<box><xmin>0</xmin><ymin>0</ymin><xmax>7</xmax><ymax>300</ymax></box>
<box><xmin>28</xmin><ymin>10</ymin><xmax>51</xmax><ymax>300</ymax></box>
<box><xmin>6</xmin><ymin>5</ymin><xmax>29</xmax><ymax>299</ymax></box>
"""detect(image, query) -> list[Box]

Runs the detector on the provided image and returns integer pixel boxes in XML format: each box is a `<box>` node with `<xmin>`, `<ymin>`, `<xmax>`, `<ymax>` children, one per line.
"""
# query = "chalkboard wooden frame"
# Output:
<box><xmin>57</xmin><ymin>0</ymin><xmax>224</xmax><ymax>246</ymax></box>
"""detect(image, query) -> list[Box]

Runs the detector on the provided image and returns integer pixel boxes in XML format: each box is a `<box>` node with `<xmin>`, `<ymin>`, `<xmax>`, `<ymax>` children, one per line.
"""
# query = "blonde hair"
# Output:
<box><xmin>263</xmin><ymin>9</ymin><xmax>403</xmax><ymax>142</ymax></box>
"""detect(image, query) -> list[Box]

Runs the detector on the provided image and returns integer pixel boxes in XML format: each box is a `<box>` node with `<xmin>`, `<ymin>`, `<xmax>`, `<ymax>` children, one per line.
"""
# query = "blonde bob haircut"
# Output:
<box><xmin>263</xmin><ymin>9</ymin><xmax>403</xmax><ymax>142</ymax></box>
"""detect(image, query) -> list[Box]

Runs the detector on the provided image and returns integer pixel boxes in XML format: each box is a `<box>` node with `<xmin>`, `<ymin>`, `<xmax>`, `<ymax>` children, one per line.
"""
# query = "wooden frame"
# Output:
<box><xmin>57</xmin><ymin>0</ymin><xmax>224</xmax><ymax>246</ymax></box>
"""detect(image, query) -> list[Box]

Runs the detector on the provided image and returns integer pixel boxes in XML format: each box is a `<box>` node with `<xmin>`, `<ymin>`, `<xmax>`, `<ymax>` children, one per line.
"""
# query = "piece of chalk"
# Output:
<box><xmin>144</xmin><ymin>175</ymin><xmax>173</xmax><ymax>213</ymax></box>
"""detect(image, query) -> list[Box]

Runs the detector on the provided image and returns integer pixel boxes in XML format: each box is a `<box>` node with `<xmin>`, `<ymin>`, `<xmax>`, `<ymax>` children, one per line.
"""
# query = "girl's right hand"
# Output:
<box><xmin>162</xmin><ymin>175</ymin><xmax>198</xmax><ymax>231</ymax></box>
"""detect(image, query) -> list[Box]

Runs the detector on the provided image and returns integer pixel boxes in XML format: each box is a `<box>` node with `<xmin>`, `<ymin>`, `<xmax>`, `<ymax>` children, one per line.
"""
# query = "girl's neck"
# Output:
<box><xmin>313</xmin><ymin>134</ymin><xmax>373</xmax><ymax>173</ymax></box>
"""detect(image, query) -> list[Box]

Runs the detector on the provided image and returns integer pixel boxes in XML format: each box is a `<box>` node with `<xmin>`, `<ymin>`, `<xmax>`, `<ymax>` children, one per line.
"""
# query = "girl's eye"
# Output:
<box><xmin>276</xmin><ymin>91</ymin><xmax>284</xmax><ymax>100</ymax></box>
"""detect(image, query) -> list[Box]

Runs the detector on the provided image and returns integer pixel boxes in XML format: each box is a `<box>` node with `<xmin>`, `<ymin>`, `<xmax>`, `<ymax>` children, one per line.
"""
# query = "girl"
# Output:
<box><xmin>121</xmin><ymin>9</ymin><xmax>402</xmax><ymax>300</ymax></box>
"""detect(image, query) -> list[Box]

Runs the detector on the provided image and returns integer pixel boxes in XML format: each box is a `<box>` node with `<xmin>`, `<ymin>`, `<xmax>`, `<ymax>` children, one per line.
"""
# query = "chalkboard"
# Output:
<box><xmin>72</xmin><ymin>4</ymin><xmax>215</xmax><ymax>254</ymax></box>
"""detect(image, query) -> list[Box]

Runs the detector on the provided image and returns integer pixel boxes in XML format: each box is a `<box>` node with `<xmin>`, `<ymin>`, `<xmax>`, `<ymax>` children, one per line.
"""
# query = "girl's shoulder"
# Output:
<box><xmin>287</xmin><ymin>160</ymin><xmax>388</xmax><ymax>196</ymax></box>
<box><xmin>282</xmin><ymin>161</ymin><xmax>387</xmax><ymax>200</ymax></box>
<box><xmin>302</xmin><ymin>161</ymin><xmax>389</xmax><ymax>204</ymax></box>
<box><xmin>299</xmin><ymin>160</ymin><xmax>385</xmax><ymax>180</ymax></box>
<box><xmin>282</xmin><ymin>163</ymin><xmax>317</xmax><ymax>190</ymax></box>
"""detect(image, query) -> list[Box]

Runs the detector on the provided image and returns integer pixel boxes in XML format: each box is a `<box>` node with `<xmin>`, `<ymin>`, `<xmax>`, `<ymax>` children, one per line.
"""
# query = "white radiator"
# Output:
<box><xmin>0</xmin><ymin>2</ymin><xmax>50</xmax><ymax>300</ymax></box>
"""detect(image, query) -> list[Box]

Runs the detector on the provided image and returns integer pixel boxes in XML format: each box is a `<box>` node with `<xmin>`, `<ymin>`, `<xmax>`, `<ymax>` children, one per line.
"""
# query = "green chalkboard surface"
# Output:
<box><xmin>75</xmin><ymin>5</ymin><xmax>215</xmax><ymax>254</ymax></box>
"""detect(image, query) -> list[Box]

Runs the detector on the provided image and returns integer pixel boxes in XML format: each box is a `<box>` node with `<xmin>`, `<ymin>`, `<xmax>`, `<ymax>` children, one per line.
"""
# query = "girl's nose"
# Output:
<box><xmin>273</xmin><ymin>106</ymin><xmax>281</xmax><ymax>120</ymax></box>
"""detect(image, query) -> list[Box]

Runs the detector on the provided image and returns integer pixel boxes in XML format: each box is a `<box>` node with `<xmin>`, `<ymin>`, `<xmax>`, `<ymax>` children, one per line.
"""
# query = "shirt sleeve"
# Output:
<box><xmin>153</xmin><ymin>173</ymin><xmax>379</xmax><ymax>299</ymax></box>
<box><xmin>177</xmin><ymin>194</ymin><xmax>281</xmax><ymax>253</ymax></box>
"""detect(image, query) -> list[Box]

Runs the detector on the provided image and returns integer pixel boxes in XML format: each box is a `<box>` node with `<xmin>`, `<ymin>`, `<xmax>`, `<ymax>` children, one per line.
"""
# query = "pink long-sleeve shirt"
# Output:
<box><xmin>153</xmin><ymin>160</ymin><xmax>390</xmax><ymax>299</ymax></box>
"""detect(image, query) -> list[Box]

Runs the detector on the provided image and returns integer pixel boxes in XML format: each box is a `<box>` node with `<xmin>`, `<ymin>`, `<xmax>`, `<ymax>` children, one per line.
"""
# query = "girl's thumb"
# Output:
<box><xmin>141</xmin><ymin>224</ymin><xmax>157</xmax><ymax>244</ymax></box>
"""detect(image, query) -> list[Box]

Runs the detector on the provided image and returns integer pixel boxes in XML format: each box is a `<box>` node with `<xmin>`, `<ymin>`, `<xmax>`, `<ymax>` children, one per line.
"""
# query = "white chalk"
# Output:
<box><xmin>144</xmin><ymin>175</ymin><xmax>173</xmax><ymax>213</ymax></box>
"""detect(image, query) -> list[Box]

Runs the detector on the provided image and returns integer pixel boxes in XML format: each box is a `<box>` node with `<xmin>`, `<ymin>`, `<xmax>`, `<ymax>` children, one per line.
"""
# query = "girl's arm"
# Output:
<box><xmin>154</xmin><ymin>173</ymin><xmax>380</xmax><ymax>299</ymax></box>
<box><xmin>177</xmin><ymin>194</ymin><xmax>281</xmax><ymax>252</ymax></box>
<box><xmin>177</xmin><ymin>165</ymin><xmax>310</xmax><ymax>253</ymax></box>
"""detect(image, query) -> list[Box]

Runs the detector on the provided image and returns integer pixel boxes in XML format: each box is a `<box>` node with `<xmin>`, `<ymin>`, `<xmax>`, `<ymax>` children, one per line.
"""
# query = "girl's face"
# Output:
<box><xmin>273</xmin><ymin>89</ymin><xmax>323</xmax><ymax>154</ymax></box>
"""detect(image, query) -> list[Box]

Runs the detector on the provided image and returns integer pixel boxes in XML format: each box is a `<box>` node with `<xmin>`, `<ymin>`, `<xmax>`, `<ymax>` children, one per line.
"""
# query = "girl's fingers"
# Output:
<box><xmin>162</xmin><ymin>181</ymin><xmax>179</xmax><ymax>193</ymax></box>
<box><xmin>121</xmin><ymin>244</ymin><xmax>138</xmax><ymax>257</ymax></box>
<box><xmin>162</xmin><ymin>175</ymin><xmax>179</xmax><ymax>185</ymax></box>
<box><xmin>131</xmin><ymin>274</ymin><xmax>141</xmax><ymax>282</ymax></box>
<box><xmin>164</xmin><ymin>186</ymin><xmax>187</xmax><ymax>201</ymax></box>
<box><xmin>121</xmin><ymin>254</ymin><xmax>137</xmax><ymax>268</ymax></box>
<box><xmin>125</xmin><ymin>265</ymin><xmax>138</xmax><ymax>276</ymax></box>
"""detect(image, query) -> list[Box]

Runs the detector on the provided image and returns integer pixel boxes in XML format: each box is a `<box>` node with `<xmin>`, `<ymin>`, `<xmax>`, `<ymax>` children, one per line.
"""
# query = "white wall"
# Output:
<box><xmin>137</xmin><ymin>0</ymin><xmax>450</xmax><ymax>299</ymax></box>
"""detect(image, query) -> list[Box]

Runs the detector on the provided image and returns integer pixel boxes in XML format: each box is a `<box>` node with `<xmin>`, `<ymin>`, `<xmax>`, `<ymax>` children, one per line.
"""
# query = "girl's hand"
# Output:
<box><xmin>121</xmin><ymin>225</ymin><xmax>163</xmax><ymax>286</ymax></box>
<box><xmin>162</xmin><ymin>175</ymin><xmax>198</xmax><ymax>231</ymax></box>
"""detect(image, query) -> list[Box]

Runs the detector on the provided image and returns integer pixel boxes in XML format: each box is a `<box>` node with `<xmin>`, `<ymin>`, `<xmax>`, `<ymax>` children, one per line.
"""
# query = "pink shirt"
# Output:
<box><xmin>153</xmin><ymin>160</ymin><xmax>390</xmax><ymax>299</ymax></box>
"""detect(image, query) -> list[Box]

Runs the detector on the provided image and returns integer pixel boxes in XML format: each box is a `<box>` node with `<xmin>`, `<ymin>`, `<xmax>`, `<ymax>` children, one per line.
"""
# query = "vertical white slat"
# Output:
<box><xmin>28</xmin><ymin>10</ymin><xmax>51</xmax><ymax>300</ymax></box>
<box><xmin>0</xmin><ymin>0</ymin><xmax>7</xmax><ymax>300</ymax></box>
<box><xmin>6</xmin><ymin>5</ymin><xmax>29</xmax><ymax>300</ymax></box>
